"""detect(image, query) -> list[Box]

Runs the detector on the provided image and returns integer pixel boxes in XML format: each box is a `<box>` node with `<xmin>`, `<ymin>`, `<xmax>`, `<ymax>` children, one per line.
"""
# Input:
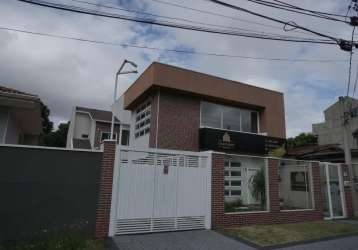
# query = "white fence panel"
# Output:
<box><xmin>177</xmin><ymin>167</ymin><xmax>207</xmax><ymax>217</ymax></box>
<box><xmin>110</xmin><ymin>147</ymin><xmax>211</xmax><ymax>235</ymax></box>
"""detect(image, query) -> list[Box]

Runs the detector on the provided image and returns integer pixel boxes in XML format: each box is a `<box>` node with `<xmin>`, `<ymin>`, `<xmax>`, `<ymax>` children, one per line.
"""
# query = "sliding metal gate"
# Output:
<box><xmin>109</xmin><ymin>147</ymin><xmax>211</xmax><ymax>235</ymax></box>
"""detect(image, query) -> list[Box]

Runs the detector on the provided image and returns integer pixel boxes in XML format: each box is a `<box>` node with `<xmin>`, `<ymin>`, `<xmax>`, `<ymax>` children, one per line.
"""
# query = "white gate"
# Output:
<box><xmin>109</xmin><ymin>147</ymin><xmax>211</xmax><ymax>235</ymax></box>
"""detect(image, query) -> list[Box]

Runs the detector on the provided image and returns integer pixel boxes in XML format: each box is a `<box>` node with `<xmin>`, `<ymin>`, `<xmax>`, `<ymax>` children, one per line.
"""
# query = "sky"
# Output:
<box><xmin>0</xmin><ymin>0</ymin><xmax>355</xmax><ymax>137</ymax></box>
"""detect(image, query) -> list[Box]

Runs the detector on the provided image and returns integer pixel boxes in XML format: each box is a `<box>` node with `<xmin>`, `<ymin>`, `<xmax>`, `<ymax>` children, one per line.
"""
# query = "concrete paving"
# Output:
<box><xmin>112</xmin><ymin>227</ymin><xmax>358</xmax><ymax>250</ymax></box>
<box><xmin>112</xmin><ymin>230</ymin><xmax>256</xmax><ymax>250</ymax></box>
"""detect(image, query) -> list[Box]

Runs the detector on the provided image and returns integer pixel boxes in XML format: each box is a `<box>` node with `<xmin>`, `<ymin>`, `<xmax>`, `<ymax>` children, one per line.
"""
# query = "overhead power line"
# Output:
<box><xmin>17</xmin><ymin>0</ymin><xmax>336</xmax><ymax>44</ymax></box>
<box><xmin>237</xmin><ymin>0</ymin><xmax>348</xmax><ymax>23</ymax></box>
<box><xmin>206</xmin><ymin>0</ymin><xmax>341</xmax><ymax>42</ymax></box>
<box><xmin>0</xmin><ymin>25</ymin><xmax>352</xmax><ymax>63</ymax></box>
<box><xmin>151</xmin><ymin>0</ymin><xmax>318</xmax><ymax>37</ymax></box>
<box><xmin>70</xmin><ymin>0</ymin><xmax>318</xmax><ymax>39</ymax></box>
<box><xmin>271</xmin><ymin>0</ymin><xmax>347</xmax><ymax>18</ymax></box>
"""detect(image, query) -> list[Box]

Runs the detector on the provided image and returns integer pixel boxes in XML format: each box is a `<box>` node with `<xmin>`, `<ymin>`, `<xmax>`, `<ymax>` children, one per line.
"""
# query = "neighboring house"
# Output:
<box><xmin>66</xmin><ymin>106</ymin><xmax>130</xmax><ymax>150</ymax></box>
<box><xmin>113</xmin><ymin>62</ymin><xmax>286</xmax><ymax>154</ymax></box>
<box><xmin>313</xmin><ymin>96</ymin><xmax>358</xmax><ymax>150</ymax></box>
<box><xmin>0</xmin><ymin>85</ymin><xmax>42</xmax><ymax>145</ymax></box>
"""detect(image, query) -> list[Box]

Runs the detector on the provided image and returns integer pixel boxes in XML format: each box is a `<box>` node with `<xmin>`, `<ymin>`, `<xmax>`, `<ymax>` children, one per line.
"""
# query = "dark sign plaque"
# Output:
<box><xmin>199</xmin><ymin>127</ymin><xmax>285</xmax><ymax>155</ymax></box>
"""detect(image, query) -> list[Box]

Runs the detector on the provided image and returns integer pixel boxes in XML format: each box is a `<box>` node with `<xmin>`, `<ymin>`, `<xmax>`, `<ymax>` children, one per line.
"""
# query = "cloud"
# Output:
<box><xmin>0</xmin><ymin>0</ymin><xmax>353</xmax><ymax>137</ymax></box>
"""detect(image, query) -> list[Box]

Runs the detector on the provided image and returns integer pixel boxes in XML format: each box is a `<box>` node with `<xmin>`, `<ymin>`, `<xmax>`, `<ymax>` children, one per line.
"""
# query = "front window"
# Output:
<box><xmin>224</xmin><ymin>156</ymin><xmax>267</xmax><ymax>213</ymax></box>
<box><xmin>201</xmin><ymin>101</ymin><xmax>258</xmax><ymax>133</ymax></box>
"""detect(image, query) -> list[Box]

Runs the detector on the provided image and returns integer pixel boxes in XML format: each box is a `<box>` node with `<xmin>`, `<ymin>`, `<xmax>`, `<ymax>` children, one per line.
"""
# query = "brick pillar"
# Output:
<box><xmin>342</xmin><ymin>164</ymin><xmax>354</xmax><ymax>218</ymax></box>
<box><xmin>267</xmin><ymin>158</ymin><xmax>280</xmax><ymax>213</ymax></box>
<box><xmin>95</xmin><ymin>140</ymin><xmax>116</xmax><ymax>239</ymax></box>
<box><xmin>211</xmin><ymin>153</ymin><xmax>225</xmax><ymax>229</ymax></box>
<box><xmin>311</xmin><ymin>162</ymin><xmax>323</xmax><ymax>214</ymax></box>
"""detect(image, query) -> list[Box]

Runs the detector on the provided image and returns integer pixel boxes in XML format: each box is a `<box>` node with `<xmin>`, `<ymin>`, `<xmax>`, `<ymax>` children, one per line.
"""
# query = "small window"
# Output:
<box><xmin>134</xmin><ymin>99</ymin><xmax>151</xmax><ymax>139</ymax></box>
<box><xmin>81</xmin><ymin>134</ymin><xmax>89</xmax><ymax>139</ymax></box>
<box><xmin>231</xmin><ymin>180</ymin><xmax>242</xmax><ymax>186</ymax></box>
<box><xmin>231</xmin><ymin>171</ymin><xmax>241</xmax><ymax>177</ymax></box>
<box><xmin>231</xmin><ymin>162</ymin><xmax>242</xmax><ymax>168</ymax></box>
<box><xmin>231</xmin><ymin>190</ymin><xmax>241</xmax><ymax>196</ymax></box>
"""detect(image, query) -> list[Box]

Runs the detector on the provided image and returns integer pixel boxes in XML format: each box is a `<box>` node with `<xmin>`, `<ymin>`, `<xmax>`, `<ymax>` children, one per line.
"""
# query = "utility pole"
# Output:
<box><xmin>340</xmin><ymin>97</ymin><xmax>358</xmax><ymax>216</ymax></box>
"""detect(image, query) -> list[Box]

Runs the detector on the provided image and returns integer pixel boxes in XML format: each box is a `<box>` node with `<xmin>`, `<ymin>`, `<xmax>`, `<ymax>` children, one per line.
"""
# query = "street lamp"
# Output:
<box><xmin>110</xmin><ymin>59</ymin><xmax>138</xmax><ymax>140</ymax></box>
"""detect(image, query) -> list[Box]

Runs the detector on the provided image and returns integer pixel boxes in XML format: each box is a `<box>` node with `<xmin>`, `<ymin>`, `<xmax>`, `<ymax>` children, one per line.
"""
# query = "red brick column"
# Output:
<box><xmin>211</xmin><ymin>153</ymin><xmax>225</xmax><ymax>229</ymax></box>
<box><xmin>311</xmin><ymin>162</ymin><xmax>323</xmax><ymax>214</ymax></box>
<box><xmin>267</xmin><ymin>158</ymin><xmax>280</xmax><ymax>213</ymax></box>
<box><xmin>342</xmin><ymin>164</ymin><xmax>354</xmax><ymax>218</ymax></box>
<box><xmin>95</xmin><ymin>140</ymin><xmax>116</xmax><ymax>239</ymax></box>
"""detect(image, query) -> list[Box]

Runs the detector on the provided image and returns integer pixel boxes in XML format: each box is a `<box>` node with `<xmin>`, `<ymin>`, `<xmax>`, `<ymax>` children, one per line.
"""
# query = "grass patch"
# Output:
<box><xmin>222</xmin><ymin>221</ymin><xmax>358</xmax><ymax>247</ymax></box>
<box><xmin>0</xmin><ymin>233</ymin><xmax>104</xmax><ymax>250</ymax></box>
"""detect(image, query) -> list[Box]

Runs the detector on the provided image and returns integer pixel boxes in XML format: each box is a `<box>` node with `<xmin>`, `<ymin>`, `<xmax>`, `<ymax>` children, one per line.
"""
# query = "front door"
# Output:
<box><xmin>320</xmin><ymin>163</ymin><xmax>346</xmax><ymax>219</ymax></box>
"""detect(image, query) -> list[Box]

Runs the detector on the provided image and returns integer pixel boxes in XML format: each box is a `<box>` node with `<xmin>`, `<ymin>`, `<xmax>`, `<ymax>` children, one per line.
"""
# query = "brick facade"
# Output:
<box><xmin>211</xmin><ymin>154</ymin><xmax>323</xmax><ymax>229</ymax></box>
<box><xmin>342</xmin><ymin>164</ymin><xmax>354</xmax><ymax>217</ymax></box>
<box><xmin>149</xmin><ymin>90</ymin><xmax>201</xmax><ymax>151</ymax></box>
<box><xmin>95</xmin><ymin>140</ymin><xmax>116</xmax><ymax>239</ymax></box>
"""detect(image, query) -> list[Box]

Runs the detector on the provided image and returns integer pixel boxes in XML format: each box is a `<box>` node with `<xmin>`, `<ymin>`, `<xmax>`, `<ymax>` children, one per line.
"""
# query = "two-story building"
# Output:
<box><xmin>114</xmin><ymin>62</ymin><xmax>286</xmax><ymax>155</ymax></box>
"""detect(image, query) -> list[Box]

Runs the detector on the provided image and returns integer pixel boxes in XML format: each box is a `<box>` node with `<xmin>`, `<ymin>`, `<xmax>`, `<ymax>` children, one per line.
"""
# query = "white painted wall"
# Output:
<box><xmin>112</xmin><ymin>95</ymin><xmax>131</xmax><ymax>125</ymax></box>
<box><xmin>279</xmin><ymin>165</ymin><xmax>313</xmax><ymax>209</ymax></box>
<box><xmin>5</xmin><ymin>112</ymin><xmax>20</xmax><ymax>144</ymax></box>
<box><xmin>0</xmin><ymin>107</ymin><xmax>9</xmax><ymax>143</ymax></box>
<box><xmin>66</xmin><ymin>108</ymin><xmax>76</xmax><ymax>148</ymax></box>
<box><xmin>73</xmin><ymin>112</ymin><xmax>92</xmax><ymax>139</ymax></box>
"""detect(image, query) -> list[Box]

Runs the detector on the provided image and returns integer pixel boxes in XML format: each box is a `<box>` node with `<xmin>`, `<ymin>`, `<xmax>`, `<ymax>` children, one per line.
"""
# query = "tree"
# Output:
<box><xmin>287</xmin><ymin>133</ymin><xmax>317</xmax><ymax>148</ymax></box>
<box><xmin>42</xmin><ymin>122</ymin><xmax>69</xmax><ymax>147</ymax></box>
<box><xmin>39</xmin><ymin>103</ymin><xmax>69</xmax><ymax>147</ymax></box>
<box><xmin>40</xmin><ymin>102</ymin><xmax>53</xmax><ymax>134</ymax></box>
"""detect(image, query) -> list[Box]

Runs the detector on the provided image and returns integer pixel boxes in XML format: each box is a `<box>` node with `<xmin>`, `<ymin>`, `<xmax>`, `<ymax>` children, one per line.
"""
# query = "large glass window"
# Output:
<box><xmin>279</xmin><ymin>160</ymin><xmax>314</xmax><ymax>210</ymax></box>
<box><xmin>223</xmin><ymin>106</ymin><xmax>241</xmax><ymax>131</ymax></box>
<box><xmin>224</xmin><ymin>156</ymin><xmax>267</xmax><ymax>213</ymax></box>
<box><xmin>201</xmin><ymin>101</ymin><xmax>259</xmax><ymax>133</ymax></box>
<box><xmin>201</xmin><ymin>102</ymin><xmax>222</xmax><ymax>128</ymax></box>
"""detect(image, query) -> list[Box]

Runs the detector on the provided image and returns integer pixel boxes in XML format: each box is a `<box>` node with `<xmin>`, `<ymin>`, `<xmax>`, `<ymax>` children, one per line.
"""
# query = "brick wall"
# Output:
<box><xmin>149</xmin><ymin>90</ymin><xmax>201</xmax><ymax>151</ymax></box>
<box><xmin>342</xmin><ymin>164</ymin><xmax>354</xmax><ymax>218</ymax></box>
<box><xmin>211</xmin><ymin>154</ymin><xmax>323</xmax><ymax>229</ymax></box>
<box><xmin>95</xmin><ymin>140</ymin><xmax>116</xmax><ymax>239</ymax></box>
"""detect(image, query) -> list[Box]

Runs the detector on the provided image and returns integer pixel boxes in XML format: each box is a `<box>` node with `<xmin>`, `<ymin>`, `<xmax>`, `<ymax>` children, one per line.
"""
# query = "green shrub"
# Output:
<box><xmin>225</xmin><ymin>199</ymin><xmax>243</xmax><ymax>213</ymax></box>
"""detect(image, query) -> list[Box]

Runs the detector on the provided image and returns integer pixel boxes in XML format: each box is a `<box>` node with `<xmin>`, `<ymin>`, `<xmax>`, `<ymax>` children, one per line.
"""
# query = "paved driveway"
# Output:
<box><xmin>112</xmin><ymin>230</ymin><xmax>255</xmax><ymax>250</ymax></box>
<box><xmin>112</xmin><ymin>230</ymin><xmax>358</xmax><ymax>250</ymax></box>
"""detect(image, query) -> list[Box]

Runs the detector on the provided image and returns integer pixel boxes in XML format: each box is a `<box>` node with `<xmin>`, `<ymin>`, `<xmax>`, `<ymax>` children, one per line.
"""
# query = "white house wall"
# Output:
<box><xmin>5</xmin><ymin>112</ymin><xmax>20</xmax><ymax>144</ymax></box>
<box><xmin>73</xmin><ymin>113</ymin><xmax>91</xmax><ymax>139</ymax></box>
<box><xmin>112</xmin><ymin>96</ymin><xmax>131</xmax><ymax>125</ymax></box>
<box><xmin>279</xmin><ymin>166</ymin><xmax>313</xmax><ymax>209</ymax></box>
<box><xmin>0</xmin><ymin>107</ymin><xmax>9</xmax><ymax>143</ymax></box>
<box><xmin>66</xmin><ymin>108</ymin><xmax>76</xmax><ymax>148</ymax></box>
